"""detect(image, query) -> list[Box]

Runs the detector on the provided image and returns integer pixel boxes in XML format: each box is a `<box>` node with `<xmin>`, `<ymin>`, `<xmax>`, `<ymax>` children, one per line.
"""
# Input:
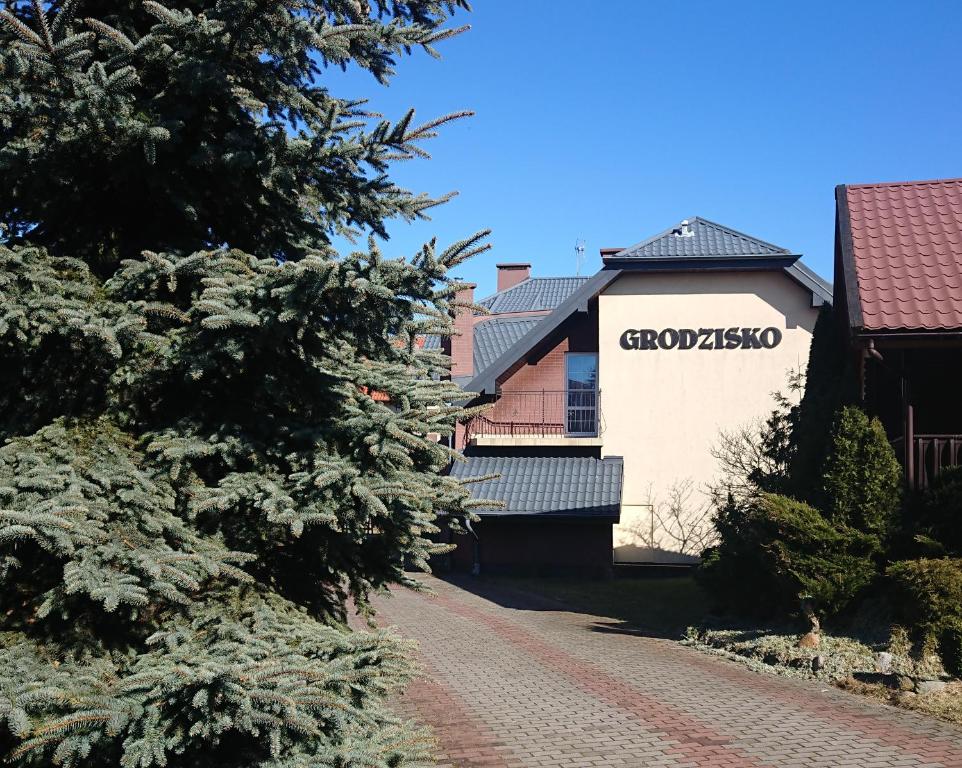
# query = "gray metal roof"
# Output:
<box><xmin>610</xmin><ymin>217</ymin><xmax>791</xmax><ymax>260</ymax></box>
<box><xmin>450</xmin><ymin>455</ymin><xmax>623</xmax><ymax>520</ymax></box>
<box><xmin>478</xmin><ymin>277</ymin><xmax>589</xmax><ymax>314</ymax></box>
<box><xmin>473</xmin><ymin>317</ymin><xmax>543</xmax><ymax>373</ymax></box>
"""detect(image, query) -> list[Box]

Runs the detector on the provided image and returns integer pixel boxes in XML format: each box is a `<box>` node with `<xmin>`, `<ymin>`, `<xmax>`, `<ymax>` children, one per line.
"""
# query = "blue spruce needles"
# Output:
<box><xmin>0</xmin><ymin>0</ymin><xmax>486</xmax><ymax>764</ymax></box>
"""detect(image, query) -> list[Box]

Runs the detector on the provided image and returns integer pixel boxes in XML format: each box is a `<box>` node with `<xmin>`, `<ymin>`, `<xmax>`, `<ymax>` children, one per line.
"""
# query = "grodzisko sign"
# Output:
<box><xmin>619</xmin><ymin>327</ymin><xmax>783</xmax><ymax>351</ymax></box>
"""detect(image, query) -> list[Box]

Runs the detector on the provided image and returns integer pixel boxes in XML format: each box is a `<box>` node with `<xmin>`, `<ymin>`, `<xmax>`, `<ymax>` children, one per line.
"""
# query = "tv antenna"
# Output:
<box><xmin>575</xmin><ymin>238</ymin><xmax>586</xmax><ymax>276</ymax></box>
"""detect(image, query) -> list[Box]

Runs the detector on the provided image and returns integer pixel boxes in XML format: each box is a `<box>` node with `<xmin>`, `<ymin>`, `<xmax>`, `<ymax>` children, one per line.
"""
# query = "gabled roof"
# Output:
<box><xmin>610</xmin><ymin>217</ymin><xmax>791</xmax><ymax>260</ymax></box>
<box><xmin>473</xmin><ymin>317</ymin><xmax>542</xmax><ymax>373</ymax></box>
<box><xmin>449</xmin><ymin>455</ymin><xmax>623</xmax><ymax>520</ymax></box>
<box><xmin>837</xmin><ymin>179</ymin><xmax>962</xmax><ymax>333</ymax></box>
<box><xmin>467</xmin><ymin>268</ymin><xmax>622</xmax><ymax>394</ymax></box>
<box><xmin>467</xmin><ymin>217</ymin><xmax>832</xmax><ymax>394</ymax></box>
<box><xmin>477</xmin><ymin>277</ymin><xmax>589</xmax><ymax>314</ymax></box>
<box><xmin>603</xmin><ymin>217</ymin><xmax>831</xmax><ymax>305</ymax></box>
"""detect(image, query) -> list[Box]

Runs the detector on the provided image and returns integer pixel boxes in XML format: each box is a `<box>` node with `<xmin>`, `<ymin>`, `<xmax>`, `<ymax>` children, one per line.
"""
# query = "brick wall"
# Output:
<box><xmin>496</xmin><ymin>263</ymin><xmax>531</xmax><ymax>292</ymax></box>
<box><xmin>479</xmin><ymin>309</ymin><xmax>599</xmax><ymax>435</ymax></box>
<box><xmin>442</xmin><ymin>282</ymin><xmax>476</xmax><ymax>379</ymax></box>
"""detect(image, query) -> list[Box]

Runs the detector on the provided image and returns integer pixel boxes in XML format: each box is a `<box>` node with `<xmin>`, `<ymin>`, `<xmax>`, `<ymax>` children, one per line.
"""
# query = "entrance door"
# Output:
<box><xmin>565</xmin><ymin>353</ymin><xmax>598</xmax><ymax>436</ymax></box>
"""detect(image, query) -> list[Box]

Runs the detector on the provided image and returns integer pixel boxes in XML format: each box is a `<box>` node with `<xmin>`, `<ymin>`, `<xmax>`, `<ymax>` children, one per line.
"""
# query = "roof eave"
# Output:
<box><xmin>835</xmin><ymin>184</ymin><xmax>865</xmax><ymax>330</ymax></box>
<box><xmin>603</xmin><ymin>253</ymin><xmax>800</xmax><ymax>268</ymax></box>
<box><xmin>603</xmin><ymin>253</ymin><xmax>832</xmax><ymax>307</ymax></box>
<box><xmin>475</xmin><ymin>510</ymin><xmax>621</xmax><ymax>522</ymax></box>
<box><xmin>855</xmin><ymin>328</ymin><xmax>962</xmax><ymax>340</ymax></box>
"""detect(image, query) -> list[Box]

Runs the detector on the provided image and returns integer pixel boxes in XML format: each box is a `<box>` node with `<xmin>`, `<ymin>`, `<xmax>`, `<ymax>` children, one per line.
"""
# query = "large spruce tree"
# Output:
<box><xmin>0</xmin><ymin>0</ymin><xmax>487</xmax><ymax>765</ymax></box>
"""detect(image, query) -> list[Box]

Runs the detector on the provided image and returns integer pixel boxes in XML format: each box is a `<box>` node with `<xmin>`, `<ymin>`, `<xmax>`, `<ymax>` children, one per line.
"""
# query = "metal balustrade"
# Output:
<box><xmin>465</xmin><ymin>390</ymin><xmax>599</xmax><ymax>441</ymax></box>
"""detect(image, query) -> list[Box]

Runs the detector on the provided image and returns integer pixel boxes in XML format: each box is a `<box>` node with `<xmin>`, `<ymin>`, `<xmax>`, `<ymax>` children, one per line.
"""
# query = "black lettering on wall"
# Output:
<box><xmin>620</xmin><ymin>326</ymin><xmax>784</xmax><ymax>350</ymax></box>
<box><xmin>657</xmin><ymin>328</ymin><xmax>680</xmax><ymax>349</ymax></box>
<box><xmin>698</xmin><ymin>328</ymin><xmax>714</xmax><ymax>350</ymax></box>
<box><xmin>760</xmin><ymin>327</ymin><xmax>782</xmax><ymax>348</ymax></box>
<box><xmin>639</xmin><ymin>329</ymin><xmax>658</xmax><ymax>350</ymax></box>
<box><xmin>620</xmin><ymin>329</ymin><xmax>640</xmax><ymax>349</ymax></box>
<box><xmin>724</xmin><ymin>328</ymin><xmax>742</xmax><ymax>349</ymax></box>
<box><xmin>740</xmin><ymin>328</ymin><xmax>762</xmax><ymax>349</ymax></box>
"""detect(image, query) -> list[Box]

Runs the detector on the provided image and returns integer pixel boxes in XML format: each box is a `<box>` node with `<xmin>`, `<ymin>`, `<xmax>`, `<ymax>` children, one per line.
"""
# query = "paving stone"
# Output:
<box><xmin>352</xmin><ymin>576</ymin><xmax>962</xmax><ymax>767</ymax></box>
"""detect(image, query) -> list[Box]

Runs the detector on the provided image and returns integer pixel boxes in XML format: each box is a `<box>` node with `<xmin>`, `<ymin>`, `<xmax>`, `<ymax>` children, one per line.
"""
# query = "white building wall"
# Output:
<box><xmin>597</xmin><ymin>270</ymin><xmax>820</xmax><ymax>564</ymax></box>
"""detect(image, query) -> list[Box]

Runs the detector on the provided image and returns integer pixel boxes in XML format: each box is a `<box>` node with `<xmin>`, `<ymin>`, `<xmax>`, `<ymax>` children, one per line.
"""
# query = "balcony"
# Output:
<box><xmin>894</xmin><ymin>434</ymin><xmax>962</xmax><ymax>490</ymax></box>
<box><xmin>465</xmin><ymin>389</ymin><xmax>601</xmax><ymax>447</ymax></box>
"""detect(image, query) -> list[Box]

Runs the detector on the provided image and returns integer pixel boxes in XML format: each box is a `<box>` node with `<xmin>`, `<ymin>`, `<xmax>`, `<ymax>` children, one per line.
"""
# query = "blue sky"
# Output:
<box><xmin>328</xmin><ymin>0</ymin><xmax>962</xmax><ymax>298</ymax></box>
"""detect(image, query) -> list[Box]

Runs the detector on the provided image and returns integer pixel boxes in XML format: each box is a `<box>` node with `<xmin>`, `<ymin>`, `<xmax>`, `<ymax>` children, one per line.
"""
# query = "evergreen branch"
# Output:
<box><xmin>84</xmin><ymin>18</ymin><xmax>136</xmax><ymax>51</ymax></box>
<box><xmin>0</xmin><ymin>9</ymin><xmax>45</xmax><ymax>48</ymax></box>
<box><xmin>30</xmin><ymin>0</ymin><xmax>54</xmax><ymax>50</ymax></box>
<box><xmin>51</xmin><ymin>0</ymin><xmax>82</xmax><ymax>37</ymax></box>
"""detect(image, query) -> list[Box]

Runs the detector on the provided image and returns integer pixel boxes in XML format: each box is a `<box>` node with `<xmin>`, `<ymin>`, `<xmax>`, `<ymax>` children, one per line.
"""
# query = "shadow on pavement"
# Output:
<box><xmin>435</xmin><ymin>572</ymin><xmax>697</xmax><ymax>641</ymax></box>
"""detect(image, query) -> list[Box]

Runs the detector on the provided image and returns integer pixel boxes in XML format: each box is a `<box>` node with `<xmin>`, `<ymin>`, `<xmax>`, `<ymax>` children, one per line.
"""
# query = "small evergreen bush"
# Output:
<box><xmin>697</xmin><ymin>495</ymin><xmax>784</xmax><ymax>617</ymax></box>
<box><xmin>887</xmin><ymin>558</ymin><xmax>962</xmax><ymax>639</ymax></box>
<box><xmin>823</xmin><ymin>406</ymin><xmax>902</xmax><ymax>538</ymax></box>
<box><xmin>915</xmin><ymin>466</ymin><xmax>962</xmax><ymax>556</ymax></box>
<box><xmin>699</xmin><ymin>493</ymin><xmax>877</xmax><ymax>619</ymax></box>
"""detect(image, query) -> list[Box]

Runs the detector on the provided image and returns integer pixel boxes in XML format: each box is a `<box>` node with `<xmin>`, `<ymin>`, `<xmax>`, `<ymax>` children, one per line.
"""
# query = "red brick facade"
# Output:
<box><xmin>496</xmin><ymin>263</ymin><xmax>531</xmax><ymax>292</ymax></box>
<box><xmin>443</xmin><ymin>282</ymin><xmax>476</xmax><ymax>379</ymax></box>
<box><xmin>463</xmin><ymin>308</ymin><xmax>599</xmax><ymax>445</ymax></box>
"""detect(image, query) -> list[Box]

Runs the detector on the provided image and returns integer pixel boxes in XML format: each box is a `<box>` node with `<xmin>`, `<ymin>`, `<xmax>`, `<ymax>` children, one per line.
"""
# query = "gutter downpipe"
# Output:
<box><xmin>465</xmin><ymin>518</ymin><xmax>481</xmax><ymax>576</ymax></box>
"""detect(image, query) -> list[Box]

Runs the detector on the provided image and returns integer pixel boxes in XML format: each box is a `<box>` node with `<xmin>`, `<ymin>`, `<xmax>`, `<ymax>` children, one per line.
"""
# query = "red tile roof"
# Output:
<box><xmin>842</xmin><ymin>178</ymin><xmax>962</xmax><ymax>332</ymax></box>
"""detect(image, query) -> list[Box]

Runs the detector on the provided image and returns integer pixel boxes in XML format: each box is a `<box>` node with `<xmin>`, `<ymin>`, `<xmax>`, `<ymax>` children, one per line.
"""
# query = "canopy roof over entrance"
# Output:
<box><xmin>449</xmin><ymin>455</ymin><xmax>623</xmax><ymax>521</ymax></box>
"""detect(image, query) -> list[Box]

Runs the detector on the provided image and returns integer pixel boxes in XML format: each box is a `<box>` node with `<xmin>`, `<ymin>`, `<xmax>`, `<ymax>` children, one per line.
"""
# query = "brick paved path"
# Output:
<box><xmin>358</xmin><ymin>575</ymin><xmax>962</xmax><ymax>768</ymax></box>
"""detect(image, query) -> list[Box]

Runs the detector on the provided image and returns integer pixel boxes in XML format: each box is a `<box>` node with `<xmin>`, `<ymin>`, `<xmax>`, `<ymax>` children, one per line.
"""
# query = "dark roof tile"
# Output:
<box><xmin>477</xmin><ymin>277</ymin><xmax>589</xmax><ymax>314</ymax></box>
<box><xmin>449</xmin><ymin>455</ymin><xmax>623</xmax><ymax>519</ymax></box>
<box><xmin>609</xmin><ymin>217</ymin><xmax>791</xmax><ymax>260</ymax></box>
<box><xmin>473</xmin><ymin>317</ymin><xmax>543</xmax><ymax>373</ymax></box>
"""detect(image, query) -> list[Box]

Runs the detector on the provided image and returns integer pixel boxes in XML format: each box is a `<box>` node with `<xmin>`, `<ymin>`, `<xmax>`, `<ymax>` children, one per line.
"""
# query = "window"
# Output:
<box><xmin>565</xmin><ymin>353</ymin><xmax>598</xmax><ymax>436</ymax></box>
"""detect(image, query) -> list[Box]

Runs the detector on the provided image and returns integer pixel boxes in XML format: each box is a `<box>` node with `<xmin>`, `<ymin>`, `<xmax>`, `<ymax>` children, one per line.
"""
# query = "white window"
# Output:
<box><xmin>565</xmin><ymin>353</ymin><xmax>598</xmax><ymax>436</ymax></box>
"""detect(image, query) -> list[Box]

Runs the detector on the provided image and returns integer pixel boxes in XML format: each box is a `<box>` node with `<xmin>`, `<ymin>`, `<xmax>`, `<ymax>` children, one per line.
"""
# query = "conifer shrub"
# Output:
<box><xmin>788</xmin><ymin>305</ymin><xmax>854</xmax><ymax>505</ymax></box>
<box><xmin>699</xmin><ymin>493</ymin><xmax>878</xmax><ymax>619</ymax></box>
<box><xmin>887</xmin><ymin>558</ymin><xmax>962</xmax><ymax>640</ymax></box>
<box><xmin>822</xmin><ymin>406</ymin><xmax>902</xmax><ymax>538</ymax></box>
<box><xmin>914</xmin><ymin>466</ymin><xmax>962</xmax><ymax>556</ymax></box>
<box><xmin>697</xmin><ymin>495</ymin><xmax>783</xmax><ymax>617</ymax></box>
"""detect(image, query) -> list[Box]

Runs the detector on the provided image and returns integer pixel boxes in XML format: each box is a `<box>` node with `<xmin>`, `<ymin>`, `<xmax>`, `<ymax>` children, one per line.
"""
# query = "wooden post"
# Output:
<box><xmin>905</xmin><ymin>403</ymin><xmax>915</xmax><ymax>490</ymax></box>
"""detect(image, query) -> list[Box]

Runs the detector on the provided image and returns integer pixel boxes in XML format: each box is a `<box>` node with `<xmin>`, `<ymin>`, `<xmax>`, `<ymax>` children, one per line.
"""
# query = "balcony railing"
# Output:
<box><xmin>465</xmin><ymin>389</ymin><xmax>599</xmax><ymax>441</ymax></box>
<box><xmin>894</xmin><ymin>434</ymin><xmax>962</xmax><ymax>490</ymax></box>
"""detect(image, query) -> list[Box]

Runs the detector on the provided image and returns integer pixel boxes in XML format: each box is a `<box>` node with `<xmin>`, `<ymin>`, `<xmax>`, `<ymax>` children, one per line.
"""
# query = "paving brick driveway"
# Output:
<box><xmin>357</xmin><ymin>575</ymin><xmax>962</xmax><ymax>768</ymax></box>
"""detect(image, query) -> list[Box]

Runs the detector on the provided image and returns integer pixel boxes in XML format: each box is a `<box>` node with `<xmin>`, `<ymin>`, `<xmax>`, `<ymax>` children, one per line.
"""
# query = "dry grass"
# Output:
<box><xmin>837</xmin><ymin>677</ymin><xmax>962</xmax><ymax>726</ymax></box>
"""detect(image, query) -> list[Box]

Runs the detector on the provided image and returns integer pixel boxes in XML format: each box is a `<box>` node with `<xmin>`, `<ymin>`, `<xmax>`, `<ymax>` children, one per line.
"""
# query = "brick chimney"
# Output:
<box><xmin>442</xmin><ymin>281</ymin><xmax>476</xmax><ymax>379</ymax></box>
<box><xmin>496</xmin><ymin>263</ymin><xmax>531</xmax><ymax>292</ymax></box>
